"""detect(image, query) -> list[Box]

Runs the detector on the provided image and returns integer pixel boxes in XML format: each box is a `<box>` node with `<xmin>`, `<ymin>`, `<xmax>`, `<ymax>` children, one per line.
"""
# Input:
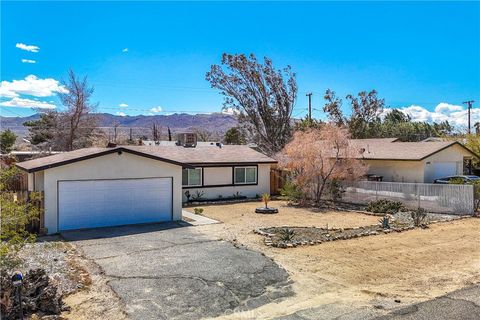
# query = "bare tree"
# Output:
<box><xmin>279</xmin><ymin>124</ymin><xmax>368</xmax><ymax>205</ymax></box>
<box><xmin>151</xmin><ymin>122</ymin><xmax>161</xmax><ymax>142</ymax></box>
<box><xmin>206</xmin><ymin>53</ymin><xmax>297</xmax><ymax>156</ymax></box>
<box><xmin>58</xmin><ymin>70</ymin><xmax>98</xmax><ymax>150</ymax></box>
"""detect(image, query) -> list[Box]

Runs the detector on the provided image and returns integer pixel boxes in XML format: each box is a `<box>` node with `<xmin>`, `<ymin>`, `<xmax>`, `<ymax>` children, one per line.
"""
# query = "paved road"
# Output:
<box><xmin>375</xmin><ymin>284</ymin><xmax>480</xmax><ymax>320</ymax></box>
<box><xmin>274</xmin><ymin>285</ymin><xmax>480</xmax><ymax>320</ymax></box>
<box><xmin>62</xmin><ymin>222</ymin><xmax>293</xmax><ymax>320</ymax></box>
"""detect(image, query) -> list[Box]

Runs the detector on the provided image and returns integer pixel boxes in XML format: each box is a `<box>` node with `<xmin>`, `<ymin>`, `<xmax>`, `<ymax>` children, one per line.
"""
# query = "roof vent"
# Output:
<box><xmin>176</xmin><ymin>133</ymin><xmax>197</xmax><ymax>148</ymax></box>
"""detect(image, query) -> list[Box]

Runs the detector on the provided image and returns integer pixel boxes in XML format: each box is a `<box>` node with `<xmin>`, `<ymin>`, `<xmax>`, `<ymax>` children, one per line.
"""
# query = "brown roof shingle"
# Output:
<box><xmin>16</xmin><ymin>145</ymin><xmax>277</xmax><ymax>173</ymax></box>
<box><xmin>349</xmin><ymin>139</ymin><xmax>476</xmax><ymax>160</ymax></box>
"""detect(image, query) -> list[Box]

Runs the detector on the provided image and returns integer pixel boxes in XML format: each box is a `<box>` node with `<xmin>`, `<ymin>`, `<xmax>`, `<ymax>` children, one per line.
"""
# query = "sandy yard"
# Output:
<box><xmin>185</xmin><ymin>200</ymin><xmax>480</xmax><ymax>319</ymax></box>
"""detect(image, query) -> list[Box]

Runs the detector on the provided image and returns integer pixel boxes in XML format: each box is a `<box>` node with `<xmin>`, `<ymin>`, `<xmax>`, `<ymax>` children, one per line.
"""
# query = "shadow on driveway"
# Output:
<box><xmin>61</xmin><ymin>221</ymin><xmax>192</xmax><ymax>241</ymax></box>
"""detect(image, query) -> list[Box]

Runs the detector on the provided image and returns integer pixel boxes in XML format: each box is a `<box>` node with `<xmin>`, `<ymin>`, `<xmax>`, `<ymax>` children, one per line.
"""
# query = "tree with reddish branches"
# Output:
<box><xmin>279</xmin><ymin>124</ymin><xmax>368</xmax><ymax>205</ymax></box>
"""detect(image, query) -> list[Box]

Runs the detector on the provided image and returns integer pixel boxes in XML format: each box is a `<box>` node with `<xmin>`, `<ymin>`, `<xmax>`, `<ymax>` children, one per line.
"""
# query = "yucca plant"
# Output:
<box><xmin>379</xmin><ymin>215</ymin><xmax>390</xmax><ymax>229</ymax></box>
<box><xmin>279</xmin><ymin>228</ymin><xmax>295</xmax><ymax>242</ymax></box>
<box><xmin>262</xmin><ymin>193</ymin><xmax>270</xmax><ymax>208</ymax></box>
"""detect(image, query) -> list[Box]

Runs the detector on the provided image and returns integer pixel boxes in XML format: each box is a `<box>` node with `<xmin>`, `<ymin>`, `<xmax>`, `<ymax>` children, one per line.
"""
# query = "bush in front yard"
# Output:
<box><xmin>366</xmin><ymin>199</ymin><xmax>406</xmax><ymax>214</ymax></box>
<box><xmin>279</xmin><ymin>180</ymin><xmax>304</xmax><ymax>202</ymax></box>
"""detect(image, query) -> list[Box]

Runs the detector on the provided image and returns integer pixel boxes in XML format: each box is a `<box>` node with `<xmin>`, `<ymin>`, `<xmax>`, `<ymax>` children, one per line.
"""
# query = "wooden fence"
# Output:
<box><xmin>270</xmin><ymin>169</ymin><xmax>288</xmax><ymax>195</ymax></box>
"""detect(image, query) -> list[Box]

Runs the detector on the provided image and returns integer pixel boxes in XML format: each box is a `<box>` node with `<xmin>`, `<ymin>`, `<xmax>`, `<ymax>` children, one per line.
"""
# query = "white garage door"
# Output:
<box><xmin>58</xmin><ymin>178</ymin><xmax>172</xmax><ymax>231</ymax></box>
<box><xmin>432</xmin><ymin>162</ymin><xmax>457</xmax><ymax>180</ymax></box>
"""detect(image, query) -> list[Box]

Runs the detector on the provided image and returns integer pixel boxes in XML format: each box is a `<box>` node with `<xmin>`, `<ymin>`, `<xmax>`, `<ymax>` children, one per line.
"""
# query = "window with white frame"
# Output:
<box><xmin>234</xmin><ymin>166</ymin><xmax>257</xmax><ymax>184</ymax></box>
<box><xmin>182</xmin><ymin>168</ymin><xmax>202</xmax><ymax>186</ymax></box>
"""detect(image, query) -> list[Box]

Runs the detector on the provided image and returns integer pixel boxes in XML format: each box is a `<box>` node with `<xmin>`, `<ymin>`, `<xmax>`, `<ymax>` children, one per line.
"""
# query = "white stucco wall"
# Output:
<box><xmin>365</xmin><ymin>144</ymin><xmax>472</xmax><ymax>183</ymax></box>
<box><xmin>36</xmin><ymin>151</ymin><xmax>183</xmax><ymax>234</ymax></box>
<box><xmin>365</xmin><ymin>160</ymin><xmax>425</xmax><ymax>183</ymax></box>
<box><xmin>183</xmin><ymin>164</ymin><xmax>271</xmax><ymax>201</ymax></box>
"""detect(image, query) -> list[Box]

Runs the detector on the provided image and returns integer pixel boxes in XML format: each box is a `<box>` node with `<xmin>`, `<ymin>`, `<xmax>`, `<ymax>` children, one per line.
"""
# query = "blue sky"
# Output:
<box><xmin>1</xmin><ymin>1</ymin><xmax>479</xmax><ymax>126</ymax></box>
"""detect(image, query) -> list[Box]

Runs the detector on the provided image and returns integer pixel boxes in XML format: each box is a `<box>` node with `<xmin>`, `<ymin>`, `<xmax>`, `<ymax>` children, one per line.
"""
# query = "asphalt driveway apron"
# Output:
<box><xmin>62</xmin><ymin>222</ymin><xmax>293</xmax><ymax>320</ymax></box>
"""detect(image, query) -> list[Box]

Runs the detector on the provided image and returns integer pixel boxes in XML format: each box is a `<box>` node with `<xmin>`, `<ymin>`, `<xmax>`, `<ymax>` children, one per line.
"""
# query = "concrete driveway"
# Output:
<box><xmin>62</xmin><ymin>222</ymin><xmax>293</xmax><ymax>320</ymax></box>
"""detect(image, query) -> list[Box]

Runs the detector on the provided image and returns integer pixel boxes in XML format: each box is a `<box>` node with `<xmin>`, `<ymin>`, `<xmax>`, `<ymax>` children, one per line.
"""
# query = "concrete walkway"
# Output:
<box><xmin>182</xmin><ymin>210</ymin><xmax>220</xmax><ymax>226</ymax></box>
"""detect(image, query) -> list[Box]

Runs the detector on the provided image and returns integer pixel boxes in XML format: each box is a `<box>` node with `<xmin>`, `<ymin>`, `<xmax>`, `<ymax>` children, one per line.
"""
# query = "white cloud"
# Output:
<box><xmin>16</xmin><ymin>43</ymin><xmax>40</xmax><ymax>53</ymax></box>
<box><xmin>119</xmin><ymin>103</ymin><xmax>128</xmax><ymax>108</ymax></box>
<box><xmin>0</xmin><ymin>97</ymin><xmax>56</xmax><ymax>109</ymax></box>
<box><xmin>384</xmin><ymin>102</ymin><xmax>477</xmax><ymax>127</ymax></box>
<box><xmin>0</xmin><ymin>75</ymin><xmax>68</xmax><ymax>98</ymax></box>
<box><xmin>21</xmin><ymin>59</ymin><xmax>36</xmax><ymax>64</ymax></box>
<box><xmin>116</xmin><ymin>112</ymin><xmax>126</xmax><ymax>116</ymax></box>
<box><xmin>150</xmin><ymin>106</ymin><xmax>162</xmax><ymax>113</ymax></box>
<box><xmin>122</xmin><ymin>48</ymin><xmax>128</xmax><ymax>53</ymax></box>
<box><xmin>221</xmin><ymin>107</ymin><xmax>239</xmax><ymax>115</ymax></box>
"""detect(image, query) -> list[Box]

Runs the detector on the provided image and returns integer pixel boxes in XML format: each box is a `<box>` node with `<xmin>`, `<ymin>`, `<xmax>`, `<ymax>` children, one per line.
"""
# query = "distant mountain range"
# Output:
<box><xmin>0</xmin><ymin>113</ymin><xmax>238</xmax><ymax>140</ymax></box>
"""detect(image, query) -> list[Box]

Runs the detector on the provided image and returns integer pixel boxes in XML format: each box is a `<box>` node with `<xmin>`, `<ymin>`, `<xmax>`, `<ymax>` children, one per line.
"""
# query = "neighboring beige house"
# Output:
<box><xmin>16</xmin><ymin>144</ymin><xmax>276</xmax><ymax>234</ymax></box>
<box><xmin>351</xmin><ymin>138</ymin><xmax>478</xmax><ymax>183</ymax></box>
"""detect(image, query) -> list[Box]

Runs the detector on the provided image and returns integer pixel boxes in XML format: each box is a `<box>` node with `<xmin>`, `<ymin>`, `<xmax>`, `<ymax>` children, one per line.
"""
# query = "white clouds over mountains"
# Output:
<box><xmin>384</xmin><ymin>103</ymin><xmax>477</xmax><ymax>127</ymax></box>
<box><xmin>0</xmin><ymin>75</ymin><xmax>67</xmax><ymax>110</ymax></box>
<box><xmin>16</xmin><ymin>43</ymin><xmax>40</xmax><ymax>53</ymax></box>
<box><xmin>0</xmin><ymin>75</ymin><xmax>68</xmax><ymax>98</ymax></box>
<box><xmin>0</xmin><ymin>97</ymin><xmax>56</xmax><ymax>109</ymax></box>
<box><xmin>150</xmin><ymin>106</ymin><xmax>162</xmax><ymax>113</ymax></box>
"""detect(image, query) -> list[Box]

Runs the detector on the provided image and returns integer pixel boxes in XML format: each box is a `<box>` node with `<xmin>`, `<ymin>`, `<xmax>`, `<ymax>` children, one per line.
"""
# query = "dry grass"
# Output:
<box><xmin>186</xmin><ymin>201</ymin><xmax>480</xmax><ymax>319</ymax></box>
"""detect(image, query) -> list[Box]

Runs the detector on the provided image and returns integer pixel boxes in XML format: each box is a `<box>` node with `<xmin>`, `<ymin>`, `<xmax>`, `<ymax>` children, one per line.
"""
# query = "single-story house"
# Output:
<box><xmin>16</xmin><ymin>144</ymin><xmax>276</xmax><ymax>234</ymax></box>
<box><xmin>351</xmin><ymin>138</ymin><xmax>478</xmax><ymax>183</ymax></box>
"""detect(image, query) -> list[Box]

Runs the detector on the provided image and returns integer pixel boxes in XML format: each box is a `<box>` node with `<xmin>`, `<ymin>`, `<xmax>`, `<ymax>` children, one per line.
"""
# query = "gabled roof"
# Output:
<box><xmin>349</xmin><ymin>138</ymin><xmax>478</xmax><ymax>161</ymax></box>
<box><xmin>16</xmin><ymin>145</ymin><xmax>277</xmax><ymax>173</ymax></box>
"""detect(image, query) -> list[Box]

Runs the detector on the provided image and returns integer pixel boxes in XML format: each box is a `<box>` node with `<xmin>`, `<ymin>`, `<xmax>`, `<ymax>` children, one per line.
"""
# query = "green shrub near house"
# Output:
<box><xmin>366</xmin><ymin>199</ymin><xmax>406</xmax><ymax>214</ymax></box>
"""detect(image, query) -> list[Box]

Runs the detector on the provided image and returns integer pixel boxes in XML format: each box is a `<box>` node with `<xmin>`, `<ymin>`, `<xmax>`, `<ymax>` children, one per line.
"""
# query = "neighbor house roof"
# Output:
<box><xmin>16</xmin><ymin>145</ymin><xmax>277</xmax><ymax>173</ymax></box>
<box><xmin>349</xmin><ymin>138</ymin><xmax>478</xmax><ymax>161</ymax></box>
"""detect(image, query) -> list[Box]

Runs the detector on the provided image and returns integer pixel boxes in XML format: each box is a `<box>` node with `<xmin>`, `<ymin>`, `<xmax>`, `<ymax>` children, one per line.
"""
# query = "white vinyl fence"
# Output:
<box><xmin>341</xmin><ymin>181</ymin><xmax>475</xmax><ymax>215</ymax></box>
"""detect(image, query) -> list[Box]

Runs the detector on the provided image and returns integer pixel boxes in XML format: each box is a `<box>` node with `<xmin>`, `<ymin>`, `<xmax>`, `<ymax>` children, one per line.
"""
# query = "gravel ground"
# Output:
<box><xmin>18</xmin><ymin>239</ymin><xmax>87</xmax><ymax>296</ymax></box>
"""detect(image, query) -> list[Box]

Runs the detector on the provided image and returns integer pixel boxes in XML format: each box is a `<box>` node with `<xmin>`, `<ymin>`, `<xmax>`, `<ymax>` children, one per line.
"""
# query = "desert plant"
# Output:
<box><xmin>279</xmin><ymin>180</ymin><xmax>304</xmax><ymax>202</ymax></box>
<box><xmin>278</xmin><ymin>228</ymin><xmax>295</xmax><ymax>242</ymax></box>
<box><xmin>410</xmin><ymin>208</ymin><xmax>427</xmax><ymax>227</ymax></box>
<box><xmin>0</xmin><ymin>192</ymin><xmax>42</xmax><ymax>268</ymax></box>
<box><xmin>193</xmin><ymin>208</ymin><xmax>204</xmax><ymax>215</ymax></box>
<box><xmin>327</xmin><ymin>179</ymin><xmax>344</xmax><ymax>202</ymax></box>
<box><xmin>367</xmin><ymin>199</ymin><xmax>406</xmax><ymax>214</ymax></box>
<box><xmin>379</xmin><ymin>215</ymin><xmax>390</xmax><ymax>229</ymax></box>
<box><xmin>232</xmin><ymin>191</ymin><xmax>242</xmax><ymax>199</ymax></box>
<box><xmin>262</xmin><ymin>193</ymin><xmax>270</xmax><ymax>208</ymax></box>
<box><xmin>191</xmin><ymin>190</ymin><xmax>205</xmax><ymax>201</ymax></box>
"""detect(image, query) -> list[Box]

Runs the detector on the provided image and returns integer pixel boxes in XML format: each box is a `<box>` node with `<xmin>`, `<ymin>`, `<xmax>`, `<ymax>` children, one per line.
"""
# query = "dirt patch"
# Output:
<box><xmin>62</xmin><ymin>254</ymin><xmax>127</xmax><ymax>320</ymax></box>
<box><xmin>188</xmin><ymin>201</ymin><xmax>480</xmax><ymax>319</ymax></box>
<box><xmin>186</xmin><ymin>200</ymin><xmax>379</xmax><ymax>246</ymax></box>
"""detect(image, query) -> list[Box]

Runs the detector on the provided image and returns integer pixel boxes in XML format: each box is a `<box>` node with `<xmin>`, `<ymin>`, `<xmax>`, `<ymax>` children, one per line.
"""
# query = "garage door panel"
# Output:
<box><xmin>58</xmin><ymin>178</ymin><xmax>172</xmax><ymax>231</ymax></box>
<box><xmin>432</xmin><ymin>162</ymin><xmax>457</xmax><ymax>180</ymax></box>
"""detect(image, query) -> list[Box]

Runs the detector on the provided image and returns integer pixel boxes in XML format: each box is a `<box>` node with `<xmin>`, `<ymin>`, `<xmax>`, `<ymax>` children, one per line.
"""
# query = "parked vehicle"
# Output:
<box><xmin>433</xmin><ymin>175</ymin><xmax>480</xmax><ymax>184</ymax></box>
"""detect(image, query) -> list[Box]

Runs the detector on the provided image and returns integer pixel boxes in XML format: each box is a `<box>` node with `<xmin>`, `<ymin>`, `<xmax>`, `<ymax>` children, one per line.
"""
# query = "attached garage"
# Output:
<box><xmin>16</xmin><ymin>147</ymin><xmax>186</xmax><ymax>234</ymax></box>
<box><xmin>58</xmin><ymin>178</ymin><xmax>173</xmax><ymax>231</ymax></box>
<box><xmin>431</xmin><ymin>162</ymin><xmax>458</xmax><ymax>181</ymax></box>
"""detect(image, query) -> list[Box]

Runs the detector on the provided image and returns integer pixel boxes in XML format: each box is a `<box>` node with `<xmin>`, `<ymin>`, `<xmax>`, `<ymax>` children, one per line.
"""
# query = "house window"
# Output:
<box><xmin>234</xmin><ymin>166</ymin><xmax>257</xmax><ymax>184</ymax></box>
<box><xmin>182</xmin><ymin>168</ymin><xmax>202</xmax><ymax>186</ymax></box>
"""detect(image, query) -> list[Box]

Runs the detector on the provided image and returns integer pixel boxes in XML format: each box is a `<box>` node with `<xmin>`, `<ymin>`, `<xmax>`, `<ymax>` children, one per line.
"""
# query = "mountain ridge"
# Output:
<box><xmin>0</xmin><ymin>112</ymin><xmax>238</xmax><ymax>138</ymax></box>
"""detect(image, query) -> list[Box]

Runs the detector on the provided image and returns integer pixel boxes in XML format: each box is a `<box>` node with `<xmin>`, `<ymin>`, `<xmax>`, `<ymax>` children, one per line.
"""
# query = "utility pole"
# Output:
<box><xmin>462</xmin><ymin>100</ymin><xmax>474</xmax><ymax>134</ymax></box>
<box><xmin>462</xmin><ymin>100</ymin><xmax>475</xmax><ymax>175</ymax></box>
<box><xmin>306</xmin><ymin>93</ymin><xmax>312</xmax><ymax>121</ymax></box>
